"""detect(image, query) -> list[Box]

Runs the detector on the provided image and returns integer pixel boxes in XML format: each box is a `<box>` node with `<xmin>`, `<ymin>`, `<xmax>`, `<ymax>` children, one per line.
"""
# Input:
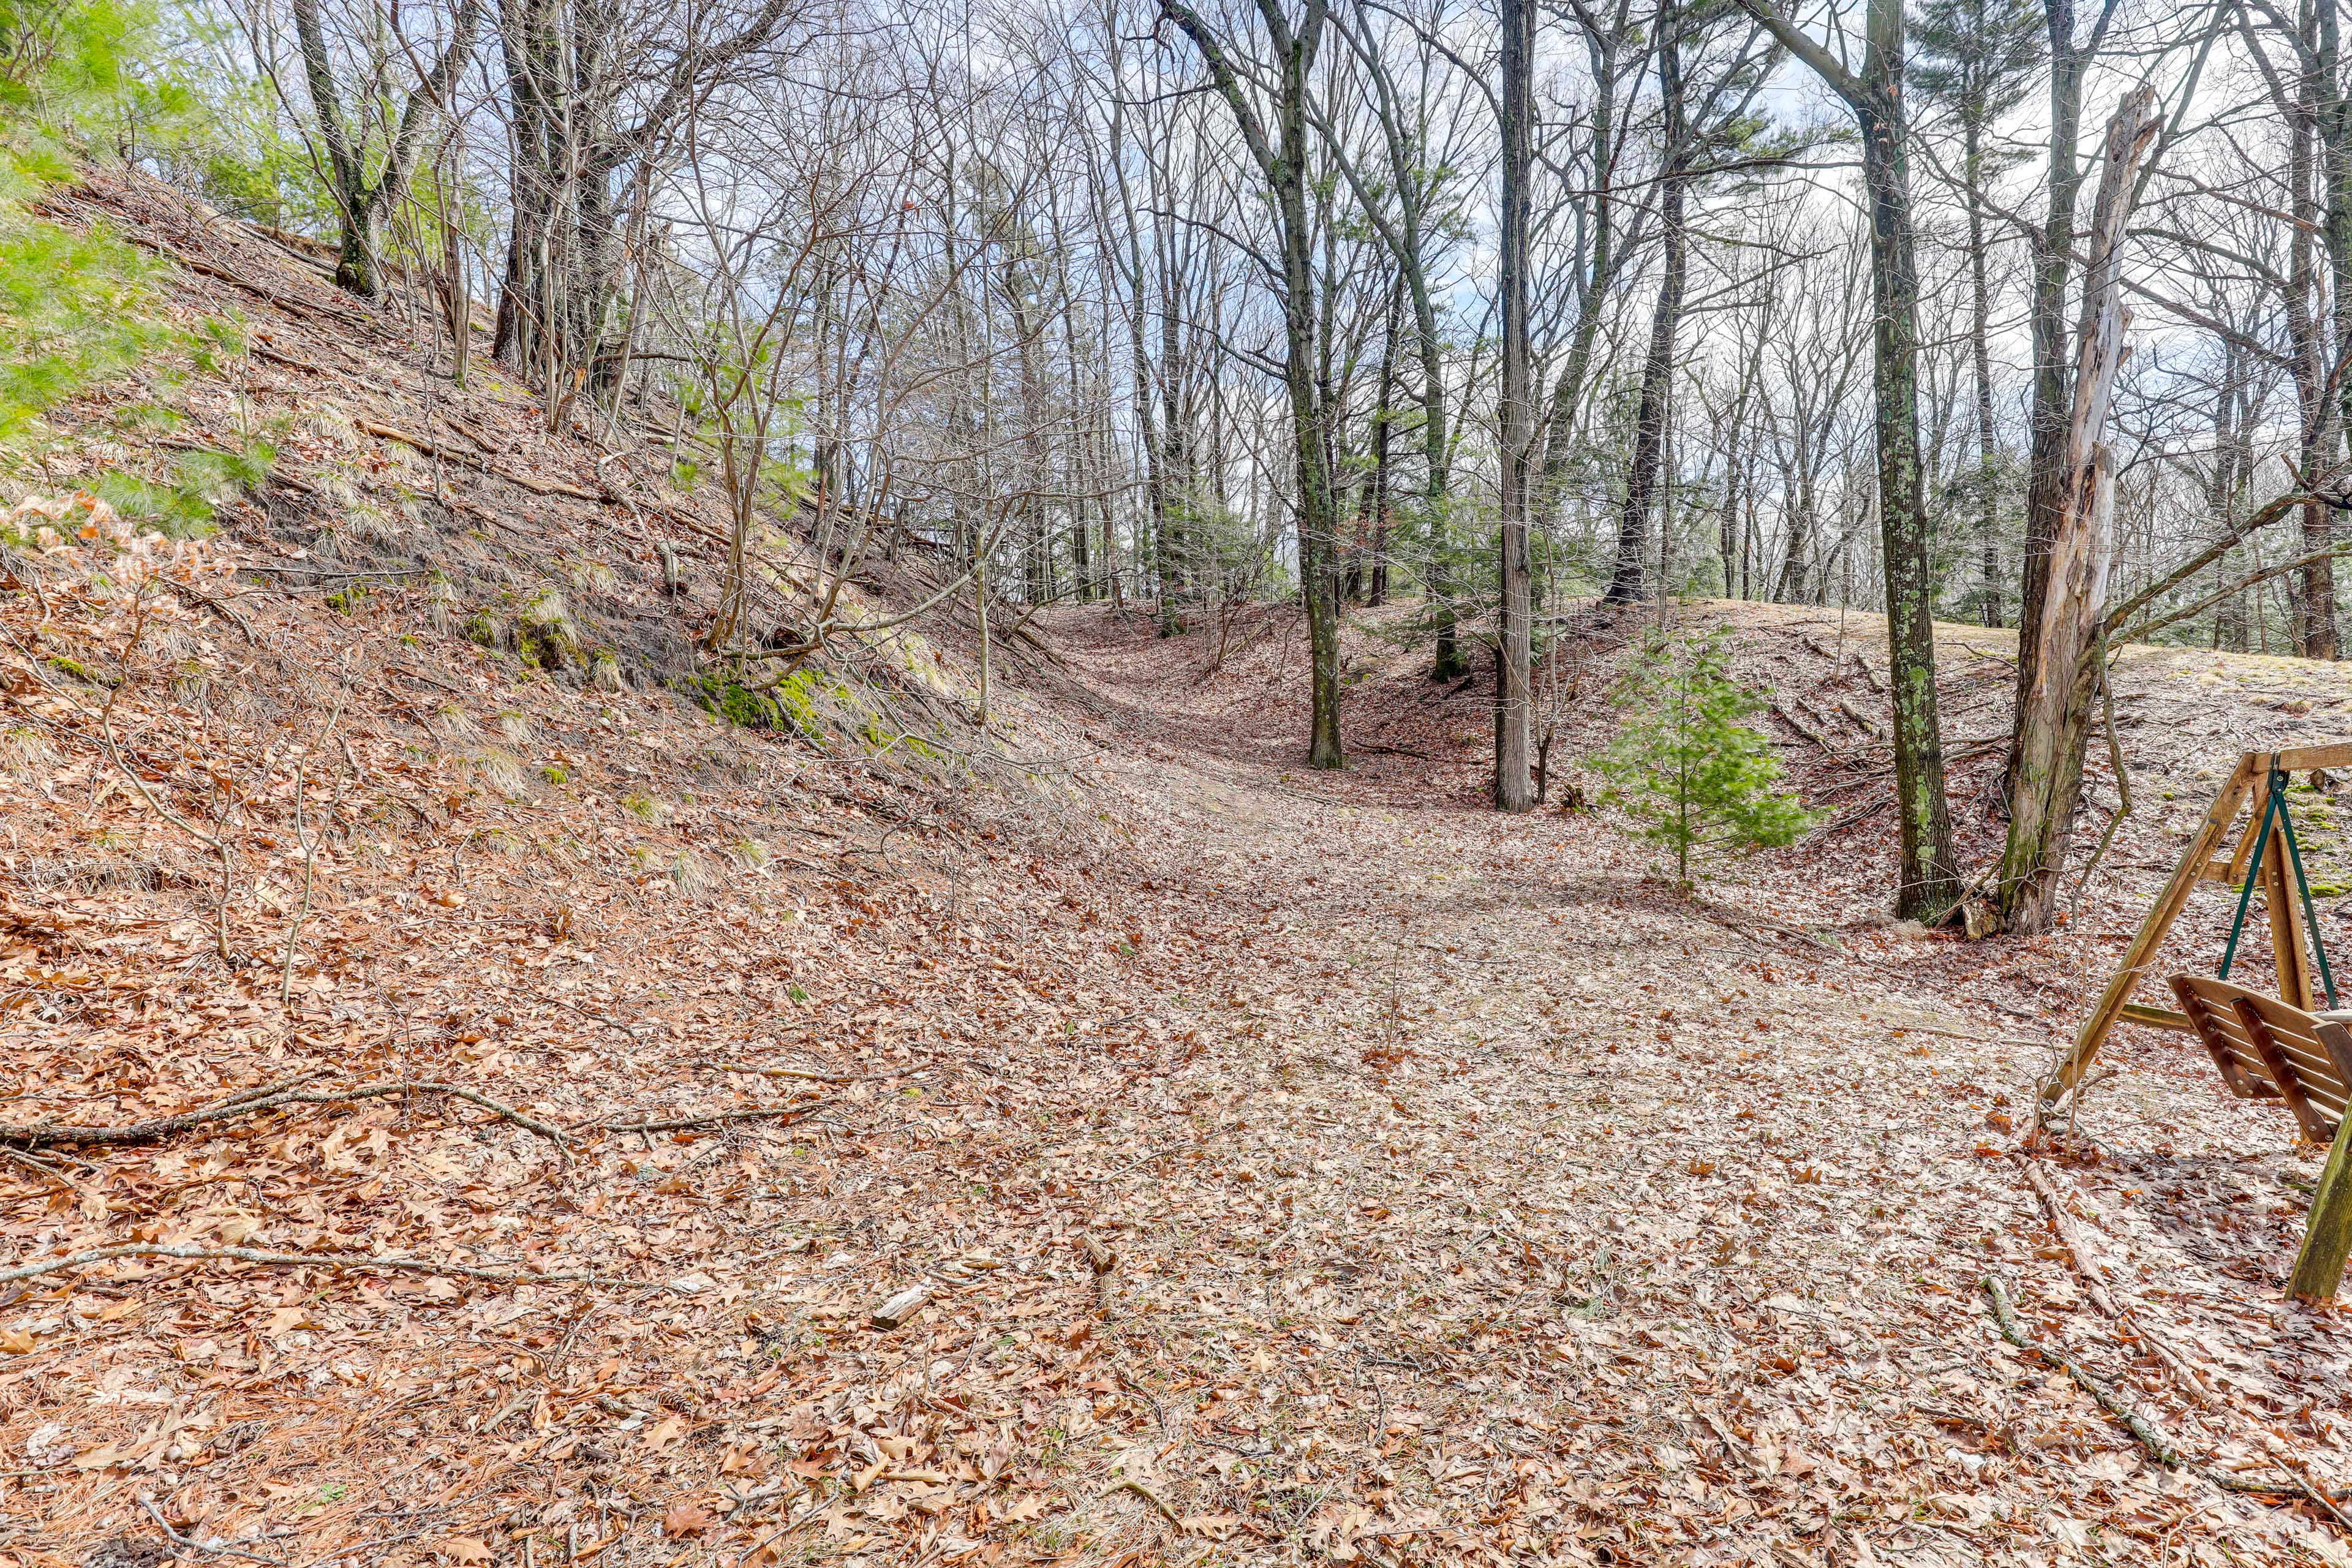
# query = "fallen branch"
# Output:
<box><xmin>1806</xmin><ymin>736</ymin><xmax>2005</xmax><ymax>797</ymax></box>
<box><xmin>1768</xmin><ymin>701</ymin><xmax>1852</xmax><ymax>761</ymax></box>
<box><xmin>247</xmin><ymin>340</ymin><xmax>394</xmax><ymax>398</ymax></box>
<box><xmin>114</xmin><ymin>230</ymin><xmax>369</xmax><ymax>329</ymax></box>
<box><xmin>424</xmin><ymin>1084</ymin><xmax>571</xmax><ymax>1148</ymax></box>
<box><xmin>552</xmin><ymin>997</ymin><xmax>643</xmax><ymax>1042</ymax></box>
<box><xmin>1112</xmin><ymin>1476</ymin><xmax>1182</xmax><ymax>1528</ymax></box>
<box><xmin>2013</xmin><ymin>1156</ymin><xmax>2352</xmax><ymax>1529</ymax></box>
<box><xmin>687</xmin><ymin>1062</ymin><xmax>846</xmax><ymax>1086</ymax></box>
<box><xmin>0</xmin><ymin>1079</ymin><xmax>568</xmax><ymax>1151</ymax></box>
<box><xmin>0</xmin><ymin>1242</ymin><xmax>624</xmax><ymax>1289</ymax></box>
<box><xmin>0</xmin><ymin>1145</ymin><xmax>96</xmax><ymax>1197</ymax></box>
<box><xmin>1979</xmin><ymin>1276</ymin><xmax>2320</xmax><ymax>1504</ymax></box>
<box><xmin>578</xmin><ymin>1101</ymin><xmax>825</xmax><ymax>1135</ymax></box>
<box><xmin>0</xmin><ymin>899</ymin><xmax>87</xmax><ymax>941</ymax></box>
<box><xmin>140</xmin><ymin>1496</ymin><xmax>284</xmax><ymax>1564</ymax></box>
<box><xmin>1834</xmin><ymin>695</ymin><xmax>1885</xmax><ymax>739</ymax></box>
<box><xmin>1981</xmin><ymin>1274</ymin><xmax>2190</xmax><ymax>1463</ymax></box>
<box><xmin>353</xmin><ymin>418</ymin><xmax>598</xmax><ymax>501</ymax></box>
<box><xmin>164</xmin><ymin>578</ymin><xmax>255</xmax><ymax>645</ymax></box>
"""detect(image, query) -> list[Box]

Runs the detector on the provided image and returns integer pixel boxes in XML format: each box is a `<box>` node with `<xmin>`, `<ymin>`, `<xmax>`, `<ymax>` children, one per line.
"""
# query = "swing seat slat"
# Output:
<box><xmin>2171</xmin><ymin>974</ymin><xmax>2352</xmax><ymax>1144</ymax></box>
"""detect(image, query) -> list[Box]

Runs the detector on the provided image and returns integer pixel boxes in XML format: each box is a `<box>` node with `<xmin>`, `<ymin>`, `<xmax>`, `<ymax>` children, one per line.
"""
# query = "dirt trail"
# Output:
<box><xmin>1028</xmin><ymin>608</ymin><xmax>2352</xmax><ymax>1567</ymax></box>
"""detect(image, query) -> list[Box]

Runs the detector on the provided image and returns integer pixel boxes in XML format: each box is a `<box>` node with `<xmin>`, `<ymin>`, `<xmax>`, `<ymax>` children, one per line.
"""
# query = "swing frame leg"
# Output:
<box><xmin>2041</xmin><ymin>758</ymin><xmax>2258</xmax><ymax>1112</ymax></box>
<box><xmin>2292</xmin><ymin>1112</ymin><xmax>2352</xmax><ymax>1301</ymax></box>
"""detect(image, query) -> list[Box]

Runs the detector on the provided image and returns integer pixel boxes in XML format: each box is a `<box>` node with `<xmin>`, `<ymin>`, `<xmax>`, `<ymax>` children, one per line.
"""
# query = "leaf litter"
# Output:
<box><xmin>4</xmin><ymin>180</ymin><xmax>2352</xmax><ymax>1566</ymax></box>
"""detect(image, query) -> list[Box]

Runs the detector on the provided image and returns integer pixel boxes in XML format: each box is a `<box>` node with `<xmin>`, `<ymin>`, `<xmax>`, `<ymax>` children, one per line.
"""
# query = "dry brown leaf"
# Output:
<box><xmin>662</xmin><ymin>1499</ymin><xmax>716</xmax><ymax>1539</ymax></box>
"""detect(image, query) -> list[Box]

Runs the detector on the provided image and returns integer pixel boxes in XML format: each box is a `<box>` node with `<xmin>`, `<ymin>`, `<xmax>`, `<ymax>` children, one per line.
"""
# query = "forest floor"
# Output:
<box><xmin>13</xmin><ymin>170</ymin><xmax>2352</xmax><ymax>1568</ymax></box>
<box><xmin>995</xmin><ymin>597</ymin><xmax>2352</xmax><ymax>1568</ymax></box>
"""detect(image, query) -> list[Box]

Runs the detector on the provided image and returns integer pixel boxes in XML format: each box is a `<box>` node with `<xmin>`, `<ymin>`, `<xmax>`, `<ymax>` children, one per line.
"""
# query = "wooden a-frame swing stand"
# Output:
<box><xmin>2050</xmin><ymin>744</ymin><xmax>2351</xmax><ymax>1080</ymax></box>
<box><xmin>2048</xmin><ymin>744</ymin><xmax>2352</xmax><ymax>1298</ymax></box>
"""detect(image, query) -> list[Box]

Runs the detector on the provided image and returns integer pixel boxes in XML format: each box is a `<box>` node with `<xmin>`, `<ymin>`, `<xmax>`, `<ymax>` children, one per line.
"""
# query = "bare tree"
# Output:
<box><xmin>266</xmin><ymin>0</ymin><xmax>486</xmax><ymax>296</ymax></box>
<box><xmin>1158</xmin><ymin>0</ymin><xmax>1346</xmax><ymax>768</ymax></box>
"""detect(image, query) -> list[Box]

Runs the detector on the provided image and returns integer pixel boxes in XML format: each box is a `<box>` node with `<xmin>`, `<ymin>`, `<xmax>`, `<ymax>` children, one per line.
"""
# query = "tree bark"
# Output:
<box><xmin>291</xmin><ymin>0</ymin><xmax>484</xmax><ymax>301</ymax></box>
<box><xmin>2314</xmin><ymin>0</ymin><xmax>2346</xmax><ymax>657</ymax></box>
<box><xmin>2012</xmin><ymin>0</ymin><xmax>2117</xmax><ymax>783</ymax></box>
<box><xmin>1964</xmin><ymin>112</ymin><xmax>2003</xmax><ymax>628</ymax></box>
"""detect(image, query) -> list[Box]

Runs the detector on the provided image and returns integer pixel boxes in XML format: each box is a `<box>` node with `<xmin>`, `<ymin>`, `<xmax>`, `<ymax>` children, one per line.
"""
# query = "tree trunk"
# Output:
<box><xmin>1280</xmin><ymin>104</ymin><xmax>1344</xmax><ymax>768</ymax></box>
<box><xmin>335</xmin><ymin>205</ymin><xmax>382</xmax><ymax>298</ymax></box>
<box><xmin>1995</xmin><ymin>88</ymin><xmax>2158</xmax><ymax>934</ymax></box>
<box><xmin>1159</xmin><ymin>0</ymin><xmax>1341</xmax><ymax>766</ymax></box>
<box><xmin>1006</xmin><ymin>252</ymin><xmax>1052</xmax><ymax>607</ymax></box>
<box><xmin>1494</xmin><ymin>0</ymin><xmax>1536</xmax><ymax>810</ymax></box>
<box><xmin>2011</xmin><ymin>0</ymin><xmax>2106</xmax><ymax>790</ymax></box>
<box><xmin>1604</xmin><ymin>47</ymin><xmax>1687</xmax><ymax>608</ymax></box>
<box><xmin>292</xmin><ymin>0</ymin><xmax>483</xmax><ymax>303</ymax></box>
<box><xmin>1851</xmin><ymin>24</ymin><xmax>1962</xmax><ymax>918</ymax></box>
<box><xmin>2288</xmin><ymin>10</ymin><xmax>2333</xmax><ymax>658</ymax></box>
<box><xmin>1964</xmin><ymin>115</ymin><xmax>2002</xmax><ymax>628</ymax></box>
<box><xmin>2315</xmin><ymin>0</ymin><xmax>2346</xmax><ymax>657</ymax></box>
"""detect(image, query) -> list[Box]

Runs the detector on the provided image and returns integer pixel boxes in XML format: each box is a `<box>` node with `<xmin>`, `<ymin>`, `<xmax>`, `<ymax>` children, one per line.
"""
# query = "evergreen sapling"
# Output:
<box><xmin>1595</xmin><ymin>628</ymin><xmax>1817</xmax><ymax>883</ymax></box>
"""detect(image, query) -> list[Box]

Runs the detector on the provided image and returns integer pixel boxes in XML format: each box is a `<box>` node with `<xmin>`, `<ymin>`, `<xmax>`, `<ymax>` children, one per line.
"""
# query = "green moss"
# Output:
<box><xmin>44</xmin><ymin>654</ymin><xmax>102</xmax><ymax>684</ymax></box>
<box><xmin>540</xmin><ymin>765</ymin><xmax>567</xmax><ymax>785</ymax></box>
<box><xmin>772</xmin><ymin>668</ymin><xmax>840</xmax><ymax>740</ymax></box>
<box><xmin>516</xmin><ymin>617</ymin><xmax>576</xmax><ymax>669</ymax></box>
<box><xmin>687</xmin><ymin>670</ymin><xmax>786</xmax><ymax>729</ymax></box>
<box><xmin>463</xmin><ymin>609</ymin><xmax>499</xmax><ymax>648</ymax></box>
<box><xmin>684</xmin><ymin>666</ymin><xmax>848</xmax><ymax>743</ymax></box>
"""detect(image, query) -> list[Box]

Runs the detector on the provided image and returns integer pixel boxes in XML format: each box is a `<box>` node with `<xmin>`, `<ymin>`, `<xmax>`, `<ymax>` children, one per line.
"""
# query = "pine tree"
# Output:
<box><xmin>1594</xmin><ymin>628</ymin><xmax>1816</xmax><ymax>884</ymax></box>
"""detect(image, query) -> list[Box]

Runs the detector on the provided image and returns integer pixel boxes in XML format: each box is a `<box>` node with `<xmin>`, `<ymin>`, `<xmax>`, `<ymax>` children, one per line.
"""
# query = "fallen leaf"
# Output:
<box><xmin>662</xmin><ymin>1499</ymin><xmax>715</xmax><ymax>1539</ymax></box>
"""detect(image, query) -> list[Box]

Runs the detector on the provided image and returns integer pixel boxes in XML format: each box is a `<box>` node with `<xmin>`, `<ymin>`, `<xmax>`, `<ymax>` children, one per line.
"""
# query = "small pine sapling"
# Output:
<box><xmin>1594</xmin><ymin>628</ymin><xmax>1817</xmax><ymax>883</ymax></box>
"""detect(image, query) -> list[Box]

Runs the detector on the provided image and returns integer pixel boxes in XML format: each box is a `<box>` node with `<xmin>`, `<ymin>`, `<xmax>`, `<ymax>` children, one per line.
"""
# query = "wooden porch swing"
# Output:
<box><xmin>2045</xmin><ymin>745</ymin><xmax>2352</xmax><ymax>1299</ymax></box>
